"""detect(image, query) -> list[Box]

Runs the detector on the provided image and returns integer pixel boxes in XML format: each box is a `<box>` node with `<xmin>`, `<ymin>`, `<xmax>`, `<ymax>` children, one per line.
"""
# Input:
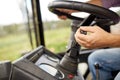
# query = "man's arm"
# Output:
<box><xmin>89</xmin><ymin>0</ymin><xmax>120</xmax><ymax>8</ymax></box>
<box><xmin>109</xmin><ymin>34</ymin><xmax>120</xmax><ymax>47</ymax></box>
<box><xmin>88</xmin><ymin>0</ymin><xmax>102</xmax><ymax>7</ymax></box>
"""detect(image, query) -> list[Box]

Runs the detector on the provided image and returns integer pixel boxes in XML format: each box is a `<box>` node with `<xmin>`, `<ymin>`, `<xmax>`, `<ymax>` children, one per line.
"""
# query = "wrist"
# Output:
<box><xmin>107</xmin><ymin>34</ymin><xmax>120</xmax><ymax>47</ymax></box>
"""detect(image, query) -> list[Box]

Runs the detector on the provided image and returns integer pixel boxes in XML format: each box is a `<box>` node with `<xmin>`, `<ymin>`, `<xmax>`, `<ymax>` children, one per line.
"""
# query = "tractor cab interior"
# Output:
<box><xmin>0</xmin><ymin>0</ymin><xmax>120</xmax><ymax>80</ymax></box>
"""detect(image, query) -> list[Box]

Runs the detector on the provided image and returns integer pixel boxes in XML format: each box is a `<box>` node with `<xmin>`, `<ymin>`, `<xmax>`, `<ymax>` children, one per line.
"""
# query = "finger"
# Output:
<box><xmin>75</xmin><ymin>37</ymin><xmax>93</xmax><ymax>49</ymax></box>
<box><xmin>75</xmin><ymin>36</ymin><xmax>86</xmax><ymax>46</ymax></box>
<box><xmin>80</xmin><ymin>27</ymin><xmax>95</xmax><ymax>33</ymax></box>
<box><xmin>58</xmin><ymin>15</ymin><xmax>67</xmax><ymax>20</ymax></box>
<box><xmin>76</xmin><ymin>38</ymin><xmax>96</xmax><ymax>49</ymax></box>
<box><xmin>75</xmin><ymin>28</ymin><xmax>89</xmax><ymax>42</ymax></box>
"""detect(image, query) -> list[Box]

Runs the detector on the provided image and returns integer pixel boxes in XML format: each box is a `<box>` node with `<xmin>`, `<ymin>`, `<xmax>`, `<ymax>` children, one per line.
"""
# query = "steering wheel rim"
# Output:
<box><xmin>48</xmin><ymin>1</ymin><xmax>119</xmax><ymax>25</ymax></box>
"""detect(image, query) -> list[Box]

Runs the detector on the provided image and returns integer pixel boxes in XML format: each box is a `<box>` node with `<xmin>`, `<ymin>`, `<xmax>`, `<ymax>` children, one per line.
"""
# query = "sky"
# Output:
<box><xmin>40</xmin><ymin>0</ymin><xmax>59</xmax><ymax>21</ymax></box>
<box><xmin>0</xmin><ymin>0</ymin><xmax>119</xmax><ymax>25</ymax></box>
<box><xmin>0</xmin><ymin>0</ymin><xmax>23</xmax><ymax>25</ymax></box>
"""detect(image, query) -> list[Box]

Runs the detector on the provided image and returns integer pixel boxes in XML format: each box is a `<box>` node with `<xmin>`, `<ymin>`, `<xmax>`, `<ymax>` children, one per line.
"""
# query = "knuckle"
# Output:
<box><xmin>86</xmin><ymin>43</ymin><xmax>91</xmax><ymax>47</ymax></box>
<box><xmin>85</xmin><ymin>42</ymin><xmax>93</xmax><ymax>48</ymax></box>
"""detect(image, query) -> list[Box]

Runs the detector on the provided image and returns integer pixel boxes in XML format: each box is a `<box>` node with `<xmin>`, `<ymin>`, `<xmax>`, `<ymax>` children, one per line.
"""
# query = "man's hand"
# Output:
<box><xmin>56</xmin><ymin>8</ymin><xmax>77</xmax><ymax>20</ymax></box>
<box><xmin>75</xmin><ymin>26</ymin><xmax>112</xmax><ymax>49</ymax></box>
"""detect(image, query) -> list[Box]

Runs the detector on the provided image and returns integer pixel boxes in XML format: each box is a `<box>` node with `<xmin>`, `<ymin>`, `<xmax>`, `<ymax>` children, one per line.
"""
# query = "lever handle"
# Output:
<box><xmin>77</xmin><ymin>14</ymin><xmax>96</xmax><ymax>35</ymax></box>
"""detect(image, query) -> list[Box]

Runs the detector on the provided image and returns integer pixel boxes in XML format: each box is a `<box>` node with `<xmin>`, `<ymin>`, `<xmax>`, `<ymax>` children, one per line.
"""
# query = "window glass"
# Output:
<box><xmin>40</xmin><ymin>0</ymin><xmax>71</xmax><ymax>53</ymax></box>
<box><xmin>0</xmin><ymin>0</ymin><xmax>35</xmax><ymax>61</ymax></box>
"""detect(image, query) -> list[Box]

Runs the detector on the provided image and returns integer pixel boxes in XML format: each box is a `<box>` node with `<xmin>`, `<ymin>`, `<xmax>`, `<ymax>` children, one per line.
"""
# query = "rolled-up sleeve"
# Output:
<box><xmin>101</xmin><ymin>0</ymin><xmax>120</xmax><ymax>8</ymax></box>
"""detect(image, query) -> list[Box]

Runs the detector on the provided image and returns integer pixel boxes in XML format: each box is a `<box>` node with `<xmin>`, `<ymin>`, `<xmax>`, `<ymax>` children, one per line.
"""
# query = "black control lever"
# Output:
<box><xmin>78</xmin><ymin>14</ymin><xmax>96</xmax><ymax>35</ymax></box>
<box><xmin>56</xmin><ymin>14</ymin><xmax>96</xmax><ymax>80</ymax></box>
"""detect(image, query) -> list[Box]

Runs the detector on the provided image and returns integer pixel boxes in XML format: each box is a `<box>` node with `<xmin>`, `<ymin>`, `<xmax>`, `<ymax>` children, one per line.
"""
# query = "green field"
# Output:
<box><xmin>0</xmin><ymin>33</ymin><xmax>33</xmax><ymax>61</ymax></box>
<box><xmin>0</xmin><ymin>27</ymin><xmax>71</xmax><ymax>61</ymax></box>
<box><xmin>45</xmin><ymin>27</ymin><xmax>71</xmax><ymax>53</ymax></box>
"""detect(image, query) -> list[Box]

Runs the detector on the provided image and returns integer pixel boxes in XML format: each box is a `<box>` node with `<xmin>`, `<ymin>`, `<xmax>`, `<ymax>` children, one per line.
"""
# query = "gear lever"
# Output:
<box><xmin>56</xmin><ymin>14</ymin><xmax>96</xmax><ymax>80</ymax></box>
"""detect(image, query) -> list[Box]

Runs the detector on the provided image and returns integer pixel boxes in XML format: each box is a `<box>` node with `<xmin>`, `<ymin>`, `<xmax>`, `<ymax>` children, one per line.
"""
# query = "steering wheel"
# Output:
<box><xmin>48</xmin><ymin>1</ymin><xmax>119</xmax><ymax>25</ymax></box>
